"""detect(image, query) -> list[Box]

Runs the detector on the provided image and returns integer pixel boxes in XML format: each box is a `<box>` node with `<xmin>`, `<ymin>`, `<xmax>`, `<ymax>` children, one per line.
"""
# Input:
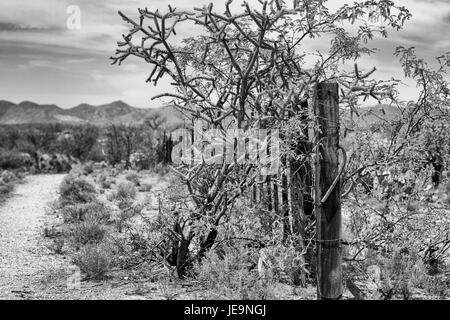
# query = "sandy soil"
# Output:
<box><xmin>0</xmin><ymin>174</ymin><xmax>69</xmax><ymax>299</ymax></box>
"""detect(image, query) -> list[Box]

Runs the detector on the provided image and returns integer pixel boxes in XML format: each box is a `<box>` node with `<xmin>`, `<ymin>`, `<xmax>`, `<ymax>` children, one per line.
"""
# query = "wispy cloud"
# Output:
<box><xmin>0</xmin><ymin>22</ymin><xmax>63</xmax><ymax>32</ymax></box>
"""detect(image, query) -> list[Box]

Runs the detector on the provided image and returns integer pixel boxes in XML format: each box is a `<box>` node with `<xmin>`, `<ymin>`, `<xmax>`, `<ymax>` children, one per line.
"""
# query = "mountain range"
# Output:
<box><xmin>0</xmin><ymin>100</ymin><xmax>184</xmax><ymax>127</ymax></box>
<box><xmin>0</xmin><ymin>99</ymin><xmax>403</xmax><ymax>128</ymax></box>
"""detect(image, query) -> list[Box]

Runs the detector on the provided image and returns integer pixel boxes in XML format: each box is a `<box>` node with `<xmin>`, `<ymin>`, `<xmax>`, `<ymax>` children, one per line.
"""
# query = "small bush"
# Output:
<box><xmin>74</xmin><ymin>243</ymin><xmax>113</xmax><ymax>279</ymax></box>
<box><xmin>108</xmin><ymin>182</ymin><xmax>136</xmax><ymax>206</ymax></box>
<box><xmin>86</xmin><ymin>146</ymin><xmax>105</xmax><ymax>163</ymax></box>
<box><xmin>361</xmin><ymin>249</ymin><xmax>419</xmax><ymax>300</ymax></box>
<box><xmin>424</xmin><ymin>274</ymin><xmax>449</xmax><ymax>298</ymax></box>
<box><xmin>1</xmin><ymin>170</ymin><xmax>17</xmax><ymax>183</ymax></box>
<box><xmin>125</xmin><ymin>170</ymin><xmax>140</xmax><ymax>186</ymax></box>
<box><xmin>197</xmin><ymin>244</ymin><xmax>276</xmax><ymax>300</ymax></box>
<box><xmin>60</xmin><ymin>202</ymin><xmax>111</xmax><ymax>224</ymax></box>
<box><xmin>114</xmin><ymin>203</ymin><xmax>143</xmax><ymax>232</ymax></box>
<box><xmin>0</xmin><ymin>170</ymin><xmax>23</xmax><ymax>202</ymax></box>
<box><xmin>67</xmin><ymin>220</ymin><xmax>107</xmax><ymax>246</ymax></box>
<box><xmin>97</xmin><ymin>173</ymin><xmax>113</xmax><ymax>189</ymax></box>
<box><xmin>59</xmin><ymin>175</ymin><xmax>97</xmax><ymax>206</ymax></box>
<box><xmin>109</xmin><ymin>168</ymin><xmax>120</xmax><ymax>177</ymax></box>
<box><xmin>0</xmin><ymin>182</ymin><xmax>14</xmax><ymax>200</ymax></box>
<box><xmin>15</xmin><ymin>171</ymin><xmax>26</xmax><ymax>180</ymax></box>
<box><xmin>0</xmin><ymin>150</ymin><xmax>32</xmax><ymax>170</ymax></box>
<box><xmin>82</xmin><ymin>162</ymin><xmax>94</xmax><ymax>175</ymax></box>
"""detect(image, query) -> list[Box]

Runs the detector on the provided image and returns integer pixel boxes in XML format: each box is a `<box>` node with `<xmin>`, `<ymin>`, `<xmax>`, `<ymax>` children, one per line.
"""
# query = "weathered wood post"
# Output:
<box><xmin>313</xmin><ymin>82</ymin><xmax>343</xmax><ymax>300</ymax></box>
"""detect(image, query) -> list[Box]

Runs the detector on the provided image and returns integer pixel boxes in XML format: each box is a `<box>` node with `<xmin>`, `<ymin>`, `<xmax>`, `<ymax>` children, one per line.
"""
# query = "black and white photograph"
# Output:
<box><xmin>0</xmin><ymin>0</ymin><xmax>449</xmax><ymax>303</ymax></box>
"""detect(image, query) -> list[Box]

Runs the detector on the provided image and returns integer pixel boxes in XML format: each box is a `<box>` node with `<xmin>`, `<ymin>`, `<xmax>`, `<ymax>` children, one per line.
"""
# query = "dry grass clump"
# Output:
<box><xmin>59</xmin><ymin>175</ymin><xmax>97</xmax><ymax>206</ymax></box>
<box><xmin>82</xmin><ymin>162</ymin><xmax>94</xmax><ymax>175</ymax></box>
<box><xmin>107</xmin><ymin>181</ymin><xmax>137</xmax><ymax>207</ymax></box>
<box><xmin>67</xmin><ymin>221</ymin><xmax>107</xmax><ymax>247</ymax></box>
<box><xmin>0</xmin><ymin>181</ymin><xmax>14</xmax><ymax>198</ymax></box>
<box><xmin>60</xmin><ymin>202</ymin><xmax>111</xmax><ymax>249</ymax></box>
<box><xmin>60</xmin><ymin>201</ymin><xmax>110</xmax><ymax>224</ymax></box>
<box><xmin>96</xmin><ymin>172</ymin><xmax>115</xmax><ymax>189</ymax></box>
<box><xmin>125</xmin><ymin>170</ymin><xmax>140</xmax><ymax>186</ymax></box>
<box><xmin>197</xmin><ymin>244</ymin><xmax>276</xmax><ymax>300</ymax></box>
<box><xmin>74</xmin><ymin>242</ymin><xmax>113</xmax><ymax>280</ymax></box>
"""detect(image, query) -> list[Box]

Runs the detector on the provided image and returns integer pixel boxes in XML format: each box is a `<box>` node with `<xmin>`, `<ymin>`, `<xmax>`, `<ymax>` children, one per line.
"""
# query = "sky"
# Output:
<box><xmin>0</xmin><ymin>0</ymin><xmax>449</xmax><ymax>109</ymax></box>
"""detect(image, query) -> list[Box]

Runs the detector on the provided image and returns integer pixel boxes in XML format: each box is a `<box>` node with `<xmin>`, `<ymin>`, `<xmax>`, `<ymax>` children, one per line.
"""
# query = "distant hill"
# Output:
<box><xmin>342</xmin><ymin>104</ymin><xmax>406</xmax><ymax>130</ymax></box>
<box><xmin>0</xmin><ymin>100</ymin><xmax>184</xmax><ymax>127</ymax></box>
<box><xmin>0</xmin><ymin>99</ymin><xmax>407</xmax><ymax>130</ymax></box>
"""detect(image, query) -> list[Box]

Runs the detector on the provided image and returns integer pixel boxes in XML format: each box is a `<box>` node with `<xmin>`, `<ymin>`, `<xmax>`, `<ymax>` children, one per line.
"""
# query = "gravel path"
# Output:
<box><xmin>0</xmin><ymin>174</ymin><xmax>67</xmax><ymax>299</ymax></box>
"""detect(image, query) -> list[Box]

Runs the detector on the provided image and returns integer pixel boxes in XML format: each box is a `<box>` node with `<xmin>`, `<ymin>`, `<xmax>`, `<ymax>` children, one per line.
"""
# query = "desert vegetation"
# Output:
<box><xmin>108</xmin><ymin>0</ymin><xmax>449</xmax><ymax>299</ymax></box>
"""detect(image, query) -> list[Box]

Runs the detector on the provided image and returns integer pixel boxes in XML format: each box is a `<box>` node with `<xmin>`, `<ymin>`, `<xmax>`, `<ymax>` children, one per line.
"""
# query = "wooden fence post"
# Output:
<box><xmin>313</xmin><ymin>82</ymin><xmax>343</xmax><ymax>300</ymax></box>
<box><xmin>281</xmin><ymin>159</ymin><xmax>290</xmax><ymax>242</ymax></box>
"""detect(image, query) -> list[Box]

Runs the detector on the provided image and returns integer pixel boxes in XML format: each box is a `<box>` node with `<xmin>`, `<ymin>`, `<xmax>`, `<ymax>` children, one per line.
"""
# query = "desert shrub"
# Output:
<box><xmin>373</xmin><ymin>249</ymin><xmax>418</xmax><ymax>300</ymax></box>
<box><xmin>82</xmin><ymin>162</ymin><xmax>94</xmax><ymax>175</ymax></box>
<box><xmin>153</xmin><ymin>163</ymin><xmax>169</xmax><ymax>176</ymax></box>
<box><xmin>125</xmin><ymin>170</ymin><xmax>140</xmax><ymax>186</ymax></box>
<box><xmin>109</xmin><ymin>168</ymin><xmax>120</xmax><ymax>177</ymax></box>
<box><xmin>347</xmin><ymin>246</ymin><xmax>448</xmax><ymax>300</ymax></box>
<box><xmin>218</xmin><ymin>201</ymin><xmax>309</xmax><ymax>285</ymax></box>
<box><xmin>344</xmin><ymin>165</ymin><xmax>450</xmax><ymax>297</ymax></box>
<box><xmin>61</xmin><ymin>201</ymin><xmax>111</xmax><ymax>247</ymax></box>
<box><xmin>86</xmin><ymin>144</ymin><xmax>105</xmax><ymax>163</ymax></box>
<box><xmin>66</xmin><ymin>219</ymin><xmax>107</xmax><ymax>247</ymax></box>
<box><xmin>14</xmin><ymin>171</ymin><xmax>26</xmax><ymax>180</ymax></box>
<box><xmin>59</xmin><ymin>175</ymin><xmax>97</xmax><ymax>206</ymax></box>
<box><xmin>74</xmin><ymin>242</ymin><xmax>113</xmax><ymax>279</ymax></box>
<box><xmin>409</xmin><ymin>260</ymin><xmax>449</xmax><ymax>299</ymax></box>
<box><xmin>259</xmin><ymin>245</ymin><xmax>308</xmax><ymax>286</ymax></box>
<box><xmin>60</xmin><ymin>201</ymin><xmax>111</xmax><ymax>224</ymax></box>
<box><xmin>423</xmin><ymin>274</ymin><xmax>449</xmax><ymax>299</ymax></box>
<box><xmin>0</xmin><ymin>170</ymin><xmax>24</xmax><ymax>202</ymax></box>
<box><xmin>108</xmin><ymin>182</ymin><xmax>136</xmax><ymax>206</ymax></box>
<box><xmin>0</xmin><ymin>149</ymin><xmax>32</xmax><ymax>170</ymax></box>
<box><xmin>97</xmin><ymin>173</ymin><xmax>113</xmax><ymax>189</ymax></box>
<box><xmin>56</xmin><ymin>125</ymin><xmax>99</xmax><ymax>161</ymax></box>
<box><xmin>197</xmin><ymin>244</ymin><xmax>276</xmax><ymax>300</ymax></box>
<box><xmin>114</xmin><ymin>203</ymin><xmax>143</xmax><ymax>233</ymax></box>
<box><xmin>97</xmin><ymin>173</ymin><xmax>107</xmax><ymax>187</ymax></box>
<box><xmin>1</xmin><ymin>170</ymin><xmax>17</xmax><ymax>183</ymax></box>
<box><xmin>0</xmin><ymin>181</ymin><xmax>14</xmax><ymax>198</ymax></box>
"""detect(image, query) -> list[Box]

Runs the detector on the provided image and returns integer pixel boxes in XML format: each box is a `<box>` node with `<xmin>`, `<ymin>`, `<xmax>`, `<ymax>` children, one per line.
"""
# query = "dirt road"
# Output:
<box><xmin>0</xmin><ymin>174</ymin><xmax>67</xmax><ymax>299</ymax></box>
